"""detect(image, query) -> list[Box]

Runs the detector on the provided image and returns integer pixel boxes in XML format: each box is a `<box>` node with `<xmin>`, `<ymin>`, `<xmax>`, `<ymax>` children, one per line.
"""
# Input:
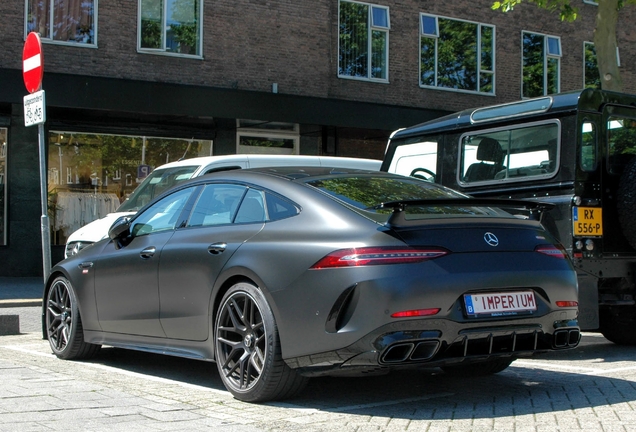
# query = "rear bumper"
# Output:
<box><xmin>286</xmin><ymin>313</ymin><xmax>579</xmax><ymax>377</ymax></box>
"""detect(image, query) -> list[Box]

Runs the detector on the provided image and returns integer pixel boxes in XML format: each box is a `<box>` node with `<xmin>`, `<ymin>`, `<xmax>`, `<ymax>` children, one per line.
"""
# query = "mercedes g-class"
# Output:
<box><xmin>382</xmin><ymin>89</ymin><xmax>636</xmax><ymax>344</ymax></box>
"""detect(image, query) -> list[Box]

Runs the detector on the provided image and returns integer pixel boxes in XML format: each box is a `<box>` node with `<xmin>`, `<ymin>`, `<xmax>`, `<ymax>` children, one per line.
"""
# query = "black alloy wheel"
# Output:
<box><xmin>215</xmin><ymin>282</ymin><xmax>307</xmax><ymax>402</ymax></box>
<box><xmin>45</xmin><ymin>276</ymin><xmax>100</xmax><ymax>360</ymax></box>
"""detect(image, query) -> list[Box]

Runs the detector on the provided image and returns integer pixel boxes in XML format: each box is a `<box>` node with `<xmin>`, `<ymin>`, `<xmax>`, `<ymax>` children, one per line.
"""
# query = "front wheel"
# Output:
<box><xmin>214</xmin><ymin>282</ymin><xmax>307</xmax><ymax>402</ymax></box>
<box><xmin>45</xmin><ymin>276</ymin><xmax>101</xmax><ymax>360</ymax></box>
<box><xmin>441</xmin><ymin>358</ymin><xmax>514</xmax><ymax>376</ymax></box>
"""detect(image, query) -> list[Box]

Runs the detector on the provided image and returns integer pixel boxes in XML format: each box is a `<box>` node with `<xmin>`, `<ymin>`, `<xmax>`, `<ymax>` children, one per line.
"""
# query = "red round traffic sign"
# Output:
<box><xmin>23</xmin><ymin>32</ymin><xmax>44</xmax><ymax>94</ymax></box>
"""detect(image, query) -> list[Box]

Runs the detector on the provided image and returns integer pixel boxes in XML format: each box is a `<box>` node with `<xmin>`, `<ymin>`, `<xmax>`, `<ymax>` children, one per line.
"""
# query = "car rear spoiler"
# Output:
<box><xmin>373</xmin><ymin>198</ymin><xmax>555</xmax><ymax>227</ymax></box>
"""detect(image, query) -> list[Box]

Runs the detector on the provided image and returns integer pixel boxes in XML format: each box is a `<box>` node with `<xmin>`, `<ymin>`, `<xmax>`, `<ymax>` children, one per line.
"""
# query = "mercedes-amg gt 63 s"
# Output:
<box><xmin>43</xmin><ymin>167</ymin><xmax>580</xmax><ymax>402</ymax></box>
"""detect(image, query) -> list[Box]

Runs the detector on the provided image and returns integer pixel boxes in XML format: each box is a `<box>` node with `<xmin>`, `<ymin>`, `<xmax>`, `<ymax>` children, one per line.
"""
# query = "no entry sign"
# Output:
<box><xmin>23</xmin><ymin>32</ymin><xmax>43</xmax><ymax>93</ymax></box>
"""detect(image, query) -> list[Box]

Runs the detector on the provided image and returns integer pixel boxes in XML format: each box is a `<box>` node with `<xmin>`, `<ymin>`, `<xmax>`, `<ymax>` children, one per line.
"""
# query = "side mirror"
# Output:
<box><xmin>108</xmin><ymin>216</ymin><xmax>131</xmax><ymax>244</ymax></box>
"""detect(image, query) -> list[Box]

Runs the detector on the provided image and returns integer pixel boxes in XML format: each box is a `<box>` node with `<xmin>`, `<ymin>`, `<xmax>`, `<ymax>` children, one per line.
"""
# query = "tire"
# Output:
<box><xmin>616</xmin><ymin>157</ymin><xmax>636</xmax><ymax>249</ymax></box>
<box><xmin>600</xmin><ymin>306</ymin><xmax>636</xmax><ymax>345</ymax></box>
<box><xmin>441</xmin><ymin>358</ymin><xmax>514</xmax><ymax>376</ymax></box>
<box><xmin>45</xmin><ymin>276</ymin><xmax>101</xmax><ymax>360</ymax></box>
<box><xmin>214</xmin><ymin>282</ymin><xmax>308</xmax><ymax>402</ymax></box>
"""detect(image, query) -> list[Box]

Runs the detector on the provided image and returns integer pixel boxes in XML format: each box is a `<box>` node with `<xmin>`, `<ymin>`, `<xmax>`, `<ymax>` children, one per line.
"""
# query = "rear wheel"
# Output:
<box><xmin>441</xmin><ymin>358</ymin><xmax>513</xmax><ymax>376</ymax></box>
<box><xmin>214</xmin><ymin>282</ymin><xmax>307</xmax><ymax>402</ymax></box>
<box><xmin>45</xmin><ymin>276</ymin><xmax>101</xmax><ymax>360</ymax></box>
<box><xmin>600</xmin><ymin>306</ymin><xmax>636</xmax><ymax>345</ymax></box>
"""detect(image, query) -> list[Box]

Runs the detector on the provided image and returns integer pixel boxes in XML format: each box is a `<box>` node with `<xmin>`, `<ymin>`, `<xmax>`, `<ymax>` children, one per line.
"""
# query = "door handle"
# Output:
<box><xmin>208</xmin><ymin>242</ymin><xmax>227</xmax><ymax>255</ymax></box>
<box><xmin>140</xmin><ymin>247</ymin><xmax>156</xmax><ymax>259</ymax></box>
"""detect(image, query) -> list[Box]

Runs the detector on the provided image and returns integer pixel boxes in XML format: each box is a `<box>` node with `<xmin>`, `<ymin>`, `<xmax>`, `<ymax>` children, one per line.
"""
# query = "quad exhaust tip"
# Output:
<box><xmin>554</xmin><ymin>329</ymin><xmax>580</xmax><ymax>348</ymax></box>
<box><xmin>381</xmin><ymin>340</ymin><xmax>440</xmax><ymax>363</ymax></box>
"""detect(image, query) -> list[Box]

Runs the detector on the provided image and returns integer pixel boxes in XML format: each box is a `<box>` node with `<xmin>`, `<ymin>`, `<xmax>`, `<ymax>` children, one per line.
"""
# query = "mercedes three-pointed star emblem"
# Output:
<box><xmin>484</xmin><ymin>232</ymin><xmax>499</xmax><ymax>247</ymax></box>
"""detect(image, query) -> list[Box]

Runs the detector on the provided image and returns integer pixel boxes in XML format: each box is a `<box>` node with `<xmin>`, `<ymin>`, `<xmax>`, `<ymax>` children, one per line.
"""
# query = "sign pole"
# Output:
<box><xmin>22</xmin><ymin>32</ymin><xmax>50</xmax><ymax>282</ymax></box>
<box><xmin>38</xmin><ymin>122</ymin><xmax>51</xmax><ymax>280</ymax></box>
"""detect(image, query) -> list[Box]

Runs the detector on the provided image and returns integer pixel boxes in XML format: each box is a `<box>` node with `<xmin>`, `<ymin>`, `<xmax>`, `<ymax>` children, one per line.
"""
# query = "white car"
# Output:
<box><xmin>64</xmin><ymin>154</ymin><xmax>381</xmax><ymax>257</ymax></box>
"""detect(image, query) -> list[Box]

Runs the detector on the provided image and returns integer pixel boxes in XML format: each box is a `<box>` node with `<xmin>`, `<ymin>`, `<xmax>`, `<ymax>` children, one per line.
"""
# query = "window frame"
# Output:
<box><xmin>419</xmin><ymin>13</ymin><xmax>495</xmax><ymax>95</ymax></box>
<box><xmin>137</xmin><ymin>0</ymin><xmax>204</xmax><ymax>59</ymax></box>
<box><xmin>521</xmin><ymin>31</ymin><xmax>562</xmax><ymax>98</ymax></box>
<box><xmin>583</xmin><ymin>41</ymin><xmax>601</xmax><ymax>89</ymax></box>
<box><xmin>24</xmin><ymin>0</ymin><xmax>98</xmax><ymax>48</ymax></box>
<box><xmin>338</xmin><ymin>0</ymin><xmax>390</xmax><ymax>83</ymax></box>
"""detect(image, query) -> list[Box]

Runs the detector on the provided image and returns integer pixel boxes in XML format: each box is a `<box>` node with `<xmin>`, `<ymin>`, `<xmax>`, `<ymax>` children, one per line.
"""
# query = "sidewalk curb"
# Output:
<box><xmin>0</xmin><ymin>299</ymin><xmax>42</xmax><ymax>308</ymax></box>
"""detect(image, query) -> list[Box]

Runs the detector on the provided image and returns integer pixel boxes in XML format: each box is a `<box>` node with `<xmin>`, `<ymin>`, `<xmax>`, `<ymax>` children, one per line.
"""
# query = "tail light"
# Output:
<box><xmin>535</xmin><ymin>244</ymin><xmax>567</xmax><ymax>259</ymax></box>
<box><xmin>310</xmin><ymin>247</ymin><xmax>448</xmax><ymax>269</ymax></box>
<box><xmin>555</xmin><ymin>301</ymin><xmax>578</xmax><ymax>308</ymax></box>
<box><xmin>391</xmin><ymin>308</ymin><xmax>441</xmax><ymax>318</ymax></box>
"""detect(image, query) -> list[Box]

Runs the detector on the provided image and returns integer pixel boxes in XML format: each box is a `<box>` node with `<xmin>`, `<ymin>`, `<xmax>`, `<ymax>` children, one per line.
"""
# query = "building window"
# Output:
<box><xmin>338</xmin><ymin>0</ymin><xmax>390</xmax><ymax>81</ymax></box>
<box><xmin>138</xmin><ymin>0</ymin><xmax>202</xmax><ymax>57</ymax></box>
<box><xmin>0</xmin><ymin>129</ymin><xmax>6</xmax><ymax>245</ymax></box>
<box><xmin>26</xmin><ymin>0</ymin><xmax>96</xmax><ymax>45</ymax></box>
<box><xmin>522</xmin><ymin>31</ymin><xmax>561</xmax><ymax>98</ymax></box>
<box><xmin>47</xmin><ymin>131</ymin><xmax>212</xmax><ymax>245</ymax></box>
<box><xmin>584</xmin><ymin>42</ymin><xmax>601</xmax><ymax>89</ymax></box>
<box><xmin>236</xmin><ymin>120</ymin><xmax>299</xmax><ymax>155</ymax></box>
<box><xmin>420</xmin><ymin>15</ymin><xmax>494</xmax><ymax>94</ymax></box>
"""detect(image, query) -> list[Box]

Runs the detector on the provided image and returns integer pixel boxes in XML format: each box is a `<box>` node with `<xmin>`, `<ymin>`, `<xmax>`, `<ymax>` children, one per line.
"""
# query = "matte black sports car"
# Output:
<box><xmin>43</xmin><ymin>167</ymin><xmax>580</xmax><ymax>402</ymax></box>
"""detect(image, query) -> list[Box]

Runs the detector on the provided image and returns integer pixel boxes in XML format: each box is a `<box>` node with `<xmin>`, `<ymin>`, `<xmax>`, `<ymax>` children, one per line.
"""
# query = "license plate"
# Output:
<box><xmin>572</xmin><ymin>206</ymin><xmax>603</xmax><ymax>236</ymax></box>
<box><xmin>464</xmin><ymin>291</ymin><xmax>537</xmax><ymax>317</ymax></box>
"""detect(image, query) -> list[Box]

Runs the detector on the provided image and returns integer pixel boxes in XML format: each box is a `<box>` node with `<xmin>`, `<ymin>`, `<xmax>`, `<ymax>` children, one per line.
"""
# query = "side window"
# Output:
<box><xmin>581</xmin><ymin>121</ymin><xmax>597</xmax><ymax>172</ymax></box>
<box><xmin>26</xmin><ymin>0</ymin><xmax>96</xmax><ymax>45</ymax></box>
<box><xmin>265</xmin><ymin>192</ymin><xmax>299</xmax><ymax>221</ymax></box>
<box><xmin>460</xmin><ymin>121</ymin><xmax>560</xmax><ymax>185</ymax></box>
<box><xmin>420</xmin><ymin>14</ymin><xmax>494</xmax><ymax>94</ymax></box>
<box><xmin>139</xmin><ymin>0</ymin><xmax>202</xmax><ymax>57</ymax></box>
<box><xmin>522</xmin><ymin>32</ymin><xmax>561</xmax><ymax>98</ymax></box>
<box><xmin>187</xmin><ymin>184</ymin><xmax>247</xmax><ymax>227</ymax></box>
<box><xmin>187</xmin><ymin>184</ymin><xmax>298</xmax><ymax>227</ymax></box>
<box><xmin>386</xmin><ymin>140</ymin><xmax>438</xmax><ymax>181</ymax></box>
<box><xmin>131</xmin><ymin>187</ymin><xmax>194</xmax><ymax>236</ymax></box>
<box><xmin>338</xmin><ymin>0</ymin><xmax>390</xmax><ymax>81</ymax></box>
<box><xmin>235</xmin><ymin>189</ymin><xmax>266</xmax><ymax>224</ymax></box>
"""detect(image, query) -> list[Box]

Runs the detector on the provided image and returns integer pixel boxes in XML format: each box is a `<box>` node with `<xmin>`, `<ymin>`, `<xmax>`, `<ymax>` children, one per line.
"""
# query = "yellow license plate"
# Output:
<box><xmin>573</xmin><ymin>207</ymin><xmax>603</xmax><ymax>236</ymax></box>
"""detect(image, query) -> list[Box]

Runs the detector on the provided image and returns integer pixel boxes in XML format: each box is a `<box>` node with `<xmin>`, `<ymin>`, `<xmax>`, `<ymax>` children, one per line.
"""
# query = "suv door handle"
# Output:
<box><xmin>140</xmin><ymin>247</ymin><xmax>156</xmax><ymax>259</ymax></box>
<box><xmin>208</xmin><ymin>243</ymin><xmax>227</xmax><ymax>255</ymax></box>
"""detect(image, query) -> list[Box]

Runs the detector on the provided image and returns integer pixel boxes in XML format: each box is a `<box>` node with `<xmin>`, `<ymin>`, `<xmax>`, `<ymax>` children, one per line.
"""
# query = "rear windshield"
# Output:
<box><xmin>118</xmin><ymin>166</ymin><xmax>198</xmax><ymax>212</ymax></box>
<box><xmin>305</xmin><ymin>176</ymin><xmax>504</xmax><ymax>220</ymax></box>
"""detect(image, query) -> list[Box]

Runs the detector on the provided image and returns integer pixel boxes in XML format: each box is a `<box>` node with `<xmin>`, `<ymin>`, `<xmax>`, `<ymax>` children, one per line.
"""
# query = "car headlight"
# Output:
<box><xmin>65</xmin><ymin>241</ymin><xmax>93</xmax><ymax>258</ymax></box>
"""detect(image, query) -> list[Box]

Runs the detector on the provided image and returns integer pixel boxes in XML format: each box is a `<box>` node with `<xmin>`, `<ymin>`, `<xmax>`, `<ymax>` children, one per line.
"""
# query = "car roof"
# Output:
<box><xmin>390</xmin><ymin>90</ymin><xmax>586</xmax><ymax>141</ymax></box>
<box><xmin>204</xmin><ymin>165</ymin><xmax>392</xmax><ymax>182</ymax></box>
<box><xmin>153</xmin><ymin>154</ymin><xmax>381</xmax><ymax>171</ymax></box>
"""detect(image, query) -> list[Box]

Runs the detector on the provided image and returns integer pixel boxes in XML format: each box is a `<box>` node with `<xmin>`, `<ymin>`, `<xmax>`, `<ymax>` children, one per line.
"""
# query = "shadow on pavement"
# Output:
<box><xmin>73</xmin><ymin>333</ymin><xmax>636</xmax><ymax>419</ymax></box>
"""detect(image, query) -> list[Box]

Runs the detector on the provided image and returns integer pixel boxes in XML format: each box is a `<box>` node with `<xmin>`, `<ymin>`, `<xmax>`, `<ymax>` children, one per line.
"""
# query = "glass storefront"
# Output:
<box><xmin>236</xmin><ymin>120</ymin><xmax>299</xmax><ymax>154</ymax></box>
<box><xmin>47</xmin><ymin>131</ymin><xmax>212</xmax><ymax>245</ymax></box>
<box><xmin>0</xmin><ymin>128</ymin><xmax>6</xmax><ymax>245</ymax></box>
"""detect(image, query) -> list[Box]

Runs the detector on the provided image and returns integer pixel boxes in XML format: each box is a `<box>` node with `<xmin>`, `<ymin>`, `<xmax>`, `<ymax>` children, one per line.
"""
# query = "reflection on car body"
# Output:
<box><xmin>44</xmin><ymin>166</ymin><xmax>580</xmax><ymax>403</ymax></box>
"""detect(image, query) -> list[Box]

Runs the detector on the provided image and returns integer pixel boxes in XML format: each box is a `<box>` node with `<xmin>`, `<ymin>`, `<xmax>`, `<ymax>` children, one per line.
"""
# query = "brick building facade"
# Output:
<box><xmin>0</xmin><ymin>0</ymin><xmax>634</xmax><ymax>276</ymax></box>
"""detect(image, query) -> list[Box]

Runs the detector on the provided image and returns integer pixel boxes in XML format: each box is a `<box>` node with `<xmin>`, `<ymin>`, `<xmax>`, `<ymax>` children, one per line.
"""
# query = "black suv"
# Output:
<box><xmin>382</xmin><ymin>89</ymin><xmax>636</xmax><ymax>345</ymax></box>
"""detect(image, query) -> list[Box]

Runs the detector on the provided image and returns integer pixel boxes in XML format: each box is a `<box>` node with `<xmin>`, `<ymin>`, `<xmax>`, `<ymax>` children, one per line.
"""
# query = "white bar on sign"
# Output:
<box><xmin>23</xmin><ymin>54</ymin><xmax>41</xmax><ymax>72</ymax></box>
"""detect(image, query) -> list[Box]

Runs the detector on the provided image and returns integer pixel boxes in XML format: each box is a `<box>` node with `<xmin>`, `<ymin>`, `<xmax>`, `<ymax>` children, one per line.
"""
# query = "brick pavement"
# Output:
<box><xmin>1</xmin><ymin>318</ymin><xmax>636</xmax><ymax>431</ymax></box>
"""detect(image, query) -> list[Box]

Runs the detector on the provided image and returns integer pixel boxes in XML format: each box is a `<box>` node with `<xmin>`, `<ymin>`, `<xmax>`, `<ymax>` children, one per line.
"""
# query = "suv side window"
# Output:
<box><xmin>459</xmin><ymin>121</ymin><xmax>560</xmax><ymax>185</ymax></box>
<box><xmin>385</xmin><ymin>139</ymin><xmax>438</xmax><ymax>182</ymax></box>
